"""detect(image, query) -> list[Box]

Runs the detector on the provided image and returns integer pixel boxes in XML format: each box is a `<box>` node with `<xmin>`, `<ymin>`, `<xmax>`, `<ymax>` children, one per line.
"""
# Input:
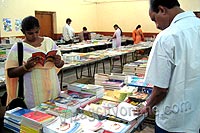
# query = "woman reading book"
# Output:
<box><xmin>5</xmin><ymin>16</ymin><xmax>64</xmax><ymax>109</ymax></box>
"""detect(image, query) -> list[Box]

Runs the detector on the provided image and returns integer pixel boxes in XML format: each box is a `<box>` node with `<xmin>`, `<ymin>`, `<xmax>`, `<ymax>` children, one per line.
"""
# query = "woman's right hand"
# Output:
<box><xmin>25</xmin><ymin>56</ymin><xmax>40</xmax><ymax>70</ymax></box>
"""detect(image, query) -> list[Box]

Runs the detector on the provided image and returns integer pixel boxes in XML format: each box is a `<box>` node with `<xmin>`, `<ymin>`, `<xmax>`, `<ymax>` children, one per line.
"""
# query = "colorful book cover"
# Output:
<box><xmin>53</xmin><ymin>97</ymin><xmax>81</xmax><ymax>113</ymax></box>
<box><xmin>127</xmin><ymin>76</ymin><xmax>153</xmax><ymax>87</ymax></box>
<box><xmin>23</xmin><ymin>111</ymin><xmax>55</xmax><ymax>123</ymax></box>
<box><xmin>102</xmin><ymin>120</ymin><xmax>131</xmax><ymax>133</ymax></box>
<box><xmin>43</xmin><ymin>117</ymin><xmax>82</xmax><ymax>133</ymax></box>
<box><xmin>5</xmin><ymin>107</ymin><xmax>33</xmax><ymax>121</ymax></box>
<box><xmin>33</xmin><ymin>102</ymin><xmax>72</xmax><ymax>117</ymax></box>
<box><xmin>67</xmin><ymin>90</ymin><xmax>95</xmax><ymax>99</ymax></box>
<box><xmin>32</xmin><ymin>50</ymin><xmax>57</xmax><ymax>66</ymax></box>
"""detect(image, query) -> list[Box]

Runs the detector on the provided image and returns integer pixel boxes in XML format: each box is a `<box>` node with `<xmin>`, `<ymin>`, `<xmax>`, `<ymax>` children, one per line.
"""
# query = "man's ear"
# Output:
<box><xmin>158</xmin><ymin>5</ymin><xmax>167</xmax><ymax>15</ymax></box>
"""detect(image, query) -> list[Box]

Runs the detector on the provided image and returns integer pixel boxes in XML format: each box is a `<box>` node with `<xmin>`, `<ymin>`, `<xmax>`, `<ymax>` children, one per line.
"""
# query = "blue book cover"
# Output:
<box><xmin>11</xmin><ymin>108</ymin><xmax>32</xmax><ymax>117</ymax></box>
<box><xmin>6</xmin><ymin>107</ymin><xmax>33</xmax><ymax>120</ymax></box>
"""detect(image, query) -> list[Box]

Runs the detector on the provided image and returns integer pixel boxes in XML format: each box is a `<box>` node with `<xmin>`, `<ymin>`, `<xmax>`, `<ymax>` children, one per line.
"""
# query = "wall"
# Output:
<box><xmin>0</xmin><ymin>0</ymin><xmax>200</xmax><ymax>38</ymax></box>
<box><xmin>0</xmin><ymin>0</ymin><xmax>97</xmax><ymax>37</ymax></box>
<box><xmin>96</xmin><ymin>0</ymin><xmax>200</xmax><ymax>33</ymax></box>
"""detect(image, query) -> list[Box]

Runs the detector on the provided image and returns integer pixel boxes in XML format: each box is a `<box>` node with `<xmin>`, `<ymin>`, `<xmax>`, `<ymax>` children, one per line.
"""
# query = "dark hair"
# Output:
<box><xmin>66</xmin><ymin>18</ymin><xmax>72</xmax><ymax>23</ymax></box>
<box><xmin>83</xmin><ymin>27</ymin><xmax>87</xmax><ymax>31</ymax></box>
<box><xmin>113</xmin><ymin>24</ymin><xmax>123</xmax><ymax>36</ymax></box>
<box><xmin>150</xmin><ymin>0</ymin><xmax>180</xmax><ymax>13</ymax></box>
<box><xmin>21</xmin><ymin>16</ymin><xmax>40</xmax><ymax>33</ymax></box>
<box><xmin>136</xmin><ymin>25</ymin><xmax>141</xmax><ymax>29</ymax></box>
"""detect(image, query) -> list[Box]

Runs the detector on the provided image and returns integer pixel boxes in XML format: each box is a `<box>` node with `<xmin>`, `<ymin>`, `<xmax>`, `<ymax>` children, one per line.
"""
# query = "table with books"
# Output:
<box><xmin>58</xmin><ymin>40</ymin><xmax>112</xmax><ymax>54</ymax></box>
<box><xmin>3</xmin><ymin>72</ymin><xmax>152</xmax><ymax>133</ymax></box>
<box><xmin>59</xmin><ymin>41</ymin><xmax>153</xmax><ymax>87</ymax></box>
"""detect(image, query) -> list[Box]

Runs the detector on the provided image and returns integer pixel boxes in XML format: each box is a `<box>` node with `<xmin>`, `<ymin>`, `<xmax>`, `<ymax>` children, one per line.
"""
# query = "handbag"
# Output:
<box><xmin>6</xmin><ymin>42</ymin><xmax>28</xmax><ymax>110</ymax></box>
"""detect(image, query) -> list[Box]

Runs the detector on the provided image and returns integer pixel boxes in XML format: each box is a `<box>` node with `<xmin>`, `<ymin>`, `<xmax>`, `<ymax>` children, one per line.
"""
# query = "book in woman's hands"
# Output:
<box><xmin>32</xmin><ymin>50</ymin><xmax>57</xmax><ymax>66</ymax></box>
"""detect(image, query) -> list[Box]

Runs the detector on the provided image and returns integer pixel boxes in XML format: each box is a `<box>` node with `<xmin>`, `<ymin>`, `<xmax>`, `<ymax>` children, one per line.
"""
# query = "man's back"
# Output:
<box><xmin>145</xmin><ymin>11</ymin><xmax>200</xmax><ymax>132</ymax></box>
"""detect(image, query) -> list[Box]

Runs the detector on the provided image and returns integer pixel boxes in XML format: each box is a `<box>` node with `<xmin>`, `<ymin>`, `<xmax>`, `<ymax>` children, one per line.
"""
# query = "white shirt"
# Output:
<box><xmin>62</xmin><ymin>24</ymin><xmax>74</xmax><ymax>41</ymax></box>
<box><xmin>112</xmin><ymin>28</ymin><xmax>121</xmax><ymax>48</ymax></box>
<box><xmin>145</xmin><ymin>11</ymin><xmax>200</xmax><ymax>132</ymax></box>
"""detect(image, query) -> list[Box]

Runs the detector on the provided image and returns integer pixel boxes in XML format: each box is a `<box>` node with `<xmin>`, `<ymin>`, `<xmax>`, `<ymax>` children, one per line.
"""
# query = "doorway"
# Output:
<box><xmin>35</xmin><ymin>11</ymin><xmax>56</xmax><ymax>39</ymax></box>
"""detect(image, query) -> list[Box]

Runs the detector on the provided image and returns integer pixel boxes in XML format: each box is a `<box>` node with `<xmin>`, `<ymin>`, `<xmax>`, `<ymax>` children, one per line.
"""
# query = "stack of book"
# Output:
<box><xmin>53</xmin><ymin>97</ymin><xmax>81</xmax><ymax>113</ymax></box>
<box><xmin>123</xmin><ymin>62</ymin><xmax>138</xmax><ymax>75</ymax></box>
<box><xmin>127</xmin><ymin>75</ymin><xmax>153</xmax><ymax>88</ymax></box>
<box><xmin>20</xmin><ymin>111</ymin><xmax>55</xmax><ymax>133</ymax></box>
<box><xmin>67</xmin><ymin>83</ymin><xmax>104</xmax><ymax>98</ymax></box>
<box><xmin>135</xmin><ymin>63</ymin><xmax>147</xmax><ymax>75</ymax></box>
<box><xmin>102</xmin><ymin>79</ymin><xmax>124</xmax><ymax>90</ymax></box>
<box><xmin>4</xmin><ymin>107</ymin><xmax>32</xmax><ymax>133</ymax></box>
<box><xmin>94</xmin><ymin>73</ymin><xmax>109</xmax><ymax>86</ymax></box>
<box><xmin>60</xmin><ymin>90</ymin><xmax>97</xmax><ymax>107</ymax></box>
<box><xmin>109</xmin><ymin>73</ymin><xmax>126</xmax><ymax>81</ymax></box>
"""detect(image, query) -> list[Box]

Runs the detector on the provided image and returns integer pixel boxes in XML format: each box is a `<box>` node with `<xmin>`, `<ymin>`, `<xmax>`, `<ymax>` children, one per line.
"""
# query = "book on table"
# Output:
<box><xmin>60</xmin><ymin>90</ymin><xmax>97</xmax><ymax>106</ymax></box>
<box><xmin>67</xmin><ymin>83</ymin><xmax>104</xmax><ymax>97</ymax></box>
<box><xmin>101</xmin><ymin>119</ymin><xmax>131</xmax><ymax>133</ymax></box>
<box><xmin>4</xmin><ymin>107</ymin><xmax>33</xmax><ymax>133</ymax></box>
<box><xmin>32</xmin><ymin>50</ymin><xmax>57</xmax><ymax>66</ymax></box>
<box><xmin>53</xmin><ymin>97</ymin><xmax>81</xmax><ymax>113</ymax></box>
<box><xmin>21</xmin><ymin>110</ymin><xmax>55</xmax><ymax>133</ymax></box>
<box><xmin>5</xmin><ymin>107</ymin><xmax>33</xmax><ymax>122</ymax></box>
<box><xmin>32</xmin><ymin>101</ymin><xmax>73</xmax><ymax>117</ymax></box>
<box><xmin>43</xmin><ymin>116</ymin><xmax>83</xmax><ymax>133</ymax></box>
<box><xmin>21</xmin><ymin>110</ymin><xmax>55</xmax><ymax>126</ymax></box>
<box><xmin>107</xmin><ymin>102</ymin><xmax>140</xmax><ymax>123</ymax></box>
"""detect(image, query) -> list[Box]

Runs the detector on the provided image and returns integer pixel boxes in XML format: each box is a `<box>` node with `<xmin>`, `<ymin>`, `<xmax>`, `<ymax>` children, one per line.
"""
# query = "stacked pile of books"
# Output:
<box><xmin>20</xmin><ymin>111</ymin><xmax>55</xmax><ymax>133</ymax></box>
<box><xmin>123</xmin><ymin>58</ymin><xmax>148</xmax><ymax>76</ymax></box>
<box><xmin>94</xmin><ymin>73</ymin><xmax>109</xmax><ymax>86</ymax></box>
<box><xmin>135</xmin><ymin>63</ymin><xmax>147</xmax><ymax>75</ymax></box>
<box><xmin>102</xmin><ymin>80</ymin><xmax>124</xmax><ymax>90</ymax></box>
<box><xmin>67</xmin><ymin>82</ymin><xmax>104</xmax><ymax>98</ymax></box>
<box><xmin>54</xmin><ymin>90</ymin><xmax>97</xmax><ymax>113</ymax></box>
<box><xmin>123</xmin><ymin>62</ymin><xmax>138</xmax><ymax>75</ymax></box>
<box><xmin>127</xmin><ymin>75</ymin><xmax>153</xmax><ymax>88</ymax></box>
<box><xmin>4</xmin><ymin>107</ymin><xmax>32</xmax><ymax>133</ymax></box>
<box><xmin>109</xmin><ymin>73</ymin><xmax>126</xmax><ymax>81</ymax></box>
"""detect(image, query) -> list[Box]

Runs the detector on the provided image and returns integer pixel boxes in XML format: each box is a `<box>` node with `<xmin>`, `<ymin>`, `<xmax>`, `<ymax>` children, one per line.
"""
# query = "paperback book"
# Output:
<box><xmin>43</xmin><ymin>117</ymin><xmax>83</xmax><ymax>133</ymax></box>
<box><xmin>108</xmin><ymin>102</ymin><xmax>140</xmax><ymax>123</ymax></box>
<box><xmin>101</xmin><ymin>119</ymin><xmax>131</xmax><ymax>133</ymax></box>
<box><xmin>53</xmin><ymin>97</ymin><xmax>81</xmax><ymax>113</ymax></box>
<box><xmin>32</xmin><ymin>50</ymin><xmax>57</xmax><ymax>66</ymax></box>
<box><xmin>5</xmin><ymin>107</ymin><xmax>33</xmax><ymax>122</ymax></box>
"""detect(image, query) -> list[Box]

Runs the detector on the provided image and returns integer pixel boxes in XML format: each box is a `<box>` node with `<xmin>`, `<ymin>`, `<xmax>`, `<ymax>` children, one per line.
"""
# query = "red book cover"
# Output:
<box><xmin>32</xmin><ymin>50</ymin><xmax>57</xmax><ymax>66</ymax></box>
<box><xmin>23</xmin><ymin>111</ymin><xmax>54</xmax><ymax>123</ymax></box>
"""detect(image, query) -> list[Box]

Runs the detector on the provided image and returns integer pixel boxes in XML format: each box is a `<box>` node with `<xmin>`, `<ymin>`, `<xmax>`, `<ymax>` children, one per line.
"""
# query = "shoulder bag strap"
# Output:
<box><xmin>17</xmin><ymin>42</ymin><xmax>24</xmax><ymax>98</ymax></box>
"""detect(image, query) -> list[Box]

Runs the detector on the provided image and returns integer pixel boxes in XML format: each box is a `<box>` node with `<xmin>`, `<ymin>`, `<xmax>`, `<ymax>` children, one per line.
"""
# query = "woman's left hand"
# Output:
<box><xmin>54</xmin><ymin>55</ymin><xmax>64</xmax><ymax>68</ymax></box>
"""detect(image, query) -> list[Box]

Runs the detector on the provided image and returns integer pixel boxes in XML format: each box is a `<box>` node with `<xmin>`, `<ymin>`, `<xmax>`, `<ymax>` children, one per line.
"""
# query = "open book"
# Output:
<box><xmin>32</xmin><ymin>50</ymin><xmax>57</xmax><ymax>66</ymax></box>
<box><xmin>108</xmin><ymin>102</ymin><xmax>139</xmax><ymax>122</ymax></box>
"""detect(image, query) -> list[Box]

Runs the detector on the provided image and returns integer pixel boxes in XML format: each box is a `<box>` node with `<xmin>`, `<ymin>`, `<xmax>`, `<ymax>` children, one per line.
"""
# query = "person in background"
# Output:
<box><xmin>111</xmin><ymin>24</ymin><xmax>122</xmax><ymax>49</ymax></box>
<box><xmin>132</xmin><ymin>24</ymin><xmax>144</xmax><ymax>44</ymax></box>
<box><xmin>79</xmin><ymin>27</ymin><xmax>91</xmax><ymax>42</ymax></box>
<box><xmin>137</xmin><ymin>0</ymin><xmax>200</xmax><ymax>132</ymax></box>
<box><xmin>5</xmin><ymin>16</ymin><xmax>64</xmax><ymax>109</ymax></box>
<box><xmin>62</xmin><ymin>18</ymin><xmax>75</xmax><ymax>44</ymax></box>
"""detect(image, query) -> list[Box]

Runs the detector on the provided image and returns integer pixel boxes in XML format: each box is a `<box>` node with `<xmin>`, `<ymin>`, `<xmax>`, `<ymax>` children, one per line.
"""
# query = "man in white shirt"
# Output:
<box><xmin>138</xmin><ymin>0</ymin><xmax>200</xmax><ymax>132</ymax></box>
<box><xmin>62</xmin><ymin>18</ymin><xmax>74</xmax><ymax>44</ymax></box>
